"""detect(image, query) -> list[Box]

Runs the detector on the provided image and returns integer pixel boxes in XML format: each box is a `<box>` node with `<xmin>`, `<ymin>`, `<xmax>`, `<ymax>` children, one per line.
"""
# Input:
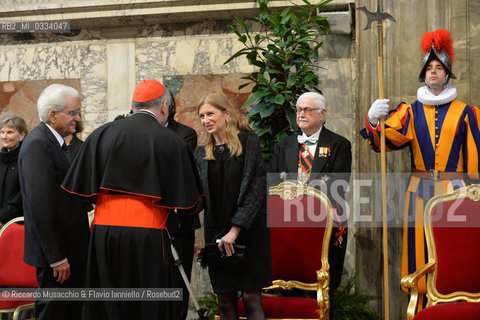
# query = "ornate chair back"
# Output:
<box><xmin>260</xmin><ymin>182</ymin><xmax>333</xmax><ymax>319</ymax></box>
<box><xmin>425</xmin><ymin>184</ymin><xmax>480</xmax><ymax>304</ymax></box>
<box><xmin>402</xmin><ymin>184</ymin><xmax>480</xmax><ymax>320</ymax></box>
<box><xmin>0</xmin><ymin>217</ymin><xmax>37</xmax><ymax>320</ymax></box>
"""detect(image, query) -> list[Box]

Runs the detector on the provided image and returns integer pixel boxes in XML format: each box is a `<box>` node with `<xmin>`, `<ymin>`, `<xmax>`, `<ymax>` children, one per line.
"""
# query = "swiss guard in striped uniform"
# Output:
<box><xmin>361</xmin><ymin>29</ymin><xmax>480</xmax><ymax>309</ymax></box>
<box><xmin>62</xmin><ymin>80</ymin><xmax>204</xmax><ymax>320</ymax></box>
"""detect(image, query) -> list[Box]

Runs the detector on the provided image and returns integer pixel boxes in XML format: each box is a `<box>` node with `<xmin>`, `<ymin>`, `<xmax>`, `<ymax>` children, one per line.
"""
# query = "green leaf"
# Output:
<box><xmin>254</xmin><ymin>124</ymin><xmax>269</xmax><ymax>137</ymax></box>
<box><xmin>280</xmin><ymin>12</ymin><xmax>292</xmax><ymax>25</ymax></box>
<box><xmin>263</xmin><ymin>53</ymin><xmax>283</xmax><ymax>65</ymax></box>
<box><xmin>251</xmin><ymin>60</ymin><xmax>266</xmax><ymax>68</ymax></box>
<box><xmin>235</xmin><ymin>17</ymin><xmax>249</xmax><ymax>33</ymax></box>
<box><xmin>268</xmin><ymin>14</ymin><xmax>279</xmax><ymax>26</ymax></box>
<box><xmin>230</xmin><ymin>25</ymin><xmax>241</xmax><ymax>38</ymax></box>
<box><xmin>223</xmin><ymin>48</ymin><xmax>248</xmax><ymax>64</ymax></box>
<box><xmin>285</xmin><ymin>106</ymin><xmax>299</xmax><ymax>131</ymax></box>
<box><xmin>294</xmin><ymin>48</ymin><xmax>310</xmax><ymax>55</ymax></box>
<box><xmin>259</xmin><ymin>0</ymin><xmax>268</xmax><ymax>16</ymax></box>
<box><xmin>301</xmin><ymin>73</ymin><xmax>318</xmax><ymax>84</ymax></box>
<box><xmin>249</xmin><ymin>102</ymin><xmax>263</xmax><ymax>115</ymax></box>
<box><xmin>287</xmin><ymin>75</ymin><xmax>297</xmax><ymax>88</ymax></box>
<box><xmin>280</xmin><ymin>7</ymin><xmax>290</xmax><ymax>18</ymax></box>
<box><xmin>246</xmin><ymin>51</ymin><xmax>257</xmax><ymax>62</ymax></box>
<box><xmin>259</xmin><ymin>103</ymin><xmax>276</xmax><ymax>118</ymax></box>
<box><xmin>241</xmin><ymin>91</ymin><xmax>270</xmax><ymax>109</ymax></box>
<box><xmin>238</xmin><ymin>82</ymin><xmax>253</xmax><ymax>90</ymax></box>
<box><xmin>267</xmin><ymin>44</ymin><xmax>279</xmax><ymax>53</ymax></box>
<box><xmin>274</xmin><ymin>94</ymin><xmax>285</xmax><ymax>105</ymax></box>
<box><xmin>265</xmin><ymin>67</ymin><xmax>283</xmax><ymax>74</ymax></box>
<box><xmin>263</xmin><ymin>71</ymin><xmax>271</xmax><ymax>84</ymax></box>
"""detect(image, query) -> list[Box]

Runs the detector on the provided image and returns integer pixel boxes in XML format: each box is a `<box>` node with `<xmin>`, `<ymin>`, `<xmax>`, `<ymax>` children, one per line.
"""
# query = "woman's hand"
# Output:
<box><xmin>218</xmin><ymin>226</ymin><xmax>241</xmax><ymax>256</ymax></box>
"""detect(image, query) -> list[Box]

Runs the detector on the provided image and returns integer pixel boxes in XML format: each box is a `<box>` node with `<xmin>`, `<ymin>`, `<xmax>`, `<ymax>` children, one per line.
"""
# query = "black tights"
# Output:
<box><xmin>217</xmin><ymin>290</ymin><xmax>265</xmax><ymax>320</ymax></box>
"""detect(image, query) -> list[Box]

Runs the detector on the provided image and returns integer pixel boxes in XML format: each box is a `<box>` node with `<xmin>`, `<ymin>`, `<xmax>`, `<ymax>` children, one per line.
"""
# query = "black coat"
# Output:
<box><xmin>18</xmin><ymin>122</ymin><xmax>89</xmax><ymax>268</ymax></box>
<box><xmin>195</xmin><ymin>130</ymin><xmax>268</xmax><ymax>231</ymax></box>
<box><xmin>194</xmin><ymin>130</ymin><xmax>271</xmax><ymax>292</ymax></box>
<box><xmin>0</xmin><ymin>145</ymin><xmax>23</xmax><ymax>224</ymax></box>
<box><xmin>269</xmin><ymin>126</ymin><xmax>351</xmax><ymax>180</ymax></box>
<box><xmin>268</xmin><ymin>126</ymin><xmax>352</xmax><ymax>214</ymax></box>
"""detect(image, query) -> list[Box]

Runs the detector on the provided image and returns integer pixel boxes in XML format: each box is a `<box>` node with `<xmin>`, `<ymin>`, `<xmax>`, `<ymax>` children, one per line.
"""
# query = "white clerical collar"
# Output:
<box><xmin>417</xmin><ymin>86</ymin><xmax>457</xmax><ymax>105</ymax></box>
<box><xmin>45</xmin><ymin>122</ymin><xmax>65</xmax><ymax>147</ymax></box>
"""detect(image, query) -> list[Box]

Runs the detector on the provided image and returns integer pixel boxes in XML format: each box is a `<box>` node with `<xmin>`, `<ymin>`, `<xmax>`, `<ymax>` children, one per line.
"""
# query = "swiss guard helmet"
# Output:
<box><xmin>419</xmin><ymin>29</ymin><xmax>456</xmax><ymax>84</ymax></box>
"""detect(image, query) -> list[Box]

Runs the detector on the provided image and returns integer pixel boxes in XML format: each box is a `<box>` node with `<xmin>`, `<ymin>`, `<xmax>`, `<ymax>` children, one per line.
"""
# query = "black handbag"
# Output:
<box><xmin>198</xmin><ymin>242</ymin><xmax>246</xmax><ymax>268</ymax></box>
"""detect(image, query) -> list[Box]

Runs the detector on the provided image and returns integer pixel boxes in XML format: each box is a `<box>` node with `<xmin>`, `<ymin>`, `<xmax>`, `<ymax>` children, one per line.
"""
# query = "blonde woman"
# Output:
<box><xmin>195</xmin><ymin>92</ymin><xmax>271</xmax><ymax>320</ymax></box>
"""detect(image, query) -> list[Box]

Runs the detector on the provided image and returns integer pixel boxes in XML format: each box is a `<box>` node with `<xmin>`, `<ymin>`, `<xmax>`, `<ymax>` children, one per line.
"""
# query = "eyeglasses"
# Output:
<box><xmin>296</xmin><ymin>107</ymin><xmax>320</xmax><ymax>115</ymax></box>
<box><xmin>62</xmin><ymin>110</ymin><xmax>81</xmax><ymax>117</ymax></box>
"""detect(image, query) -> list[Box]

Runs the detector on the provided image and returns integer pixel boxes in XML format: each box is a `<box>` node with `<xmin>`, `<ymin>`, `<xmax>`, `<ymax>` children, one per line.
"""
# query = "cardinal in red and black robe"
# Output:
<box><xmin>62</xmin><ymin>79</ymin><xmax>204</xmax><ymax>320</ymax></box>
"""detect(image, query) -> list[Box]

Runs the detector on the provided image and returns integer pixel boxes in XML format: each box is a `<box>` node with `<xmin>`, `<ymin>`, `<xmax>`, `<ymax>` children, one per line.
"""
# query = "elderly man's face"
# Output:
<box><xmin>296</xmin><ymin>97</ymin><xmax>326</xmax><ymax>136</ymax></box>
<box><xmin>50</xmin><ymin>95</ymin><xmax>81</xmax><ymax>138</ymax></box>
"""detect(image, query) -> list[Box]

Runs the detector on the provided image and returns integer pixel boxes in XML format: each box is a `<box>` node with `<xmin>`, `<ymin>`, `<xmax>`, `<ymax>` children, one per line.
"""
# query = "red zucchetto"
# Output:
<box><xmin>133</xmin><ymin>79</ymin><xmax>166</xmax><ymax>103</ymax></box>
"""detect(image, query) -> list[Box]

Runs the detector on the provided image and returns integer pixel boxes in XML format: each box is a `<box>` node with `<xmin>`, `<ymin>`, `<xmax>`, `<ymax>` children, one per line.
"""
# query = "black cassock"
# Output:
<box><xmin>62</xmin><ymin>112</ymin><xmax>204</xmax><ymax>320</ymax></box>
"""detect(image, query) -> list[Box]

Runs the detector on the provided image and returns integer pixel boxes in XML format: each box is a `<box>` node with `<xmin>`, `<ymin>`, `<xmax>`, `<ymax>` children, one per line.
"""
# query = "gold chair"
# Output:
<box><xmin>401</xmin><ymin>184</ymin><xmax>480</xmax><ymax>320</ymax></box>
<box><xmin>213</xmin><ymin>182</ymin><xmax>333</xmax><ymax>320</ymax></box>
<box><xmin>0</xmin><ymin>217</ymin><xmax>37</xmax><ymax>320</ymax></box>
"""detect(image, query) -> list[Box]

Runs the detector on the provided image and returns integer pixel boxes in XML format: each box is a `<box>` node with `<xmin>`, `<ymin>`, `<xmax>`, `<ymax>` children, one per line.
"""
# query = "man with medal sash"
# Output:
<box><xmin>268</xmin><ymin>91</ymin><xmax>352</xmax><ymax>314</ymax></box>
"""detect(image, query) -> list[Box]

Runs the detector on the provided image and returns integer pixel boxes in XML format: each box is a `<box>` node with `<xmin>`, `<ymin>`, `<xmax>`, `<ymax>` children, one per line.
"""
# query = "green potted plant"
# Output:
<box><xmin>332</xmin><ymin>273</ymin><xmax>382</xmax><ymax>320</ymax></box>
<box><xmin>225</xmin><ymin>0</ymin><xmax>332</xmax><ymax>160</ymax></box>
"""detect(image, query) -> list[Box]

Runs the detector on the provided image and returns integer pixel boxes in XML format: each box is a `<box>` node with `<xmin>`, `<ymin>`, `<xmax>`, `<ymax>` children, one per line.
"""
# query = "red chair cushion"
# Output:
<box><xmin>0</xmin><ymin>222</ymin><xmax>38</xmax><ymax>287</ymax></box>
<box><xmin>431</xmin><ymin>199</ymin><xmax>480</xmax><ymax>294</ymax></box>
<box><xmin>0</xmin><ymin>300</ymin><xmax>34</xmax><ymax>309</ymax></box>
<box><xmin>238</xmin><ymin>296</ymin><xmax>320</xmax><ymax>319</ymax></box>
<box><xmin>413</xmin><ymin>302</ymin><xmax>480</xmax><ymax>320</ymax></box>
<box><xmin>268</xmin><ymin>194</ymin><xmax>327</xmax><ymax>283</ymax></box>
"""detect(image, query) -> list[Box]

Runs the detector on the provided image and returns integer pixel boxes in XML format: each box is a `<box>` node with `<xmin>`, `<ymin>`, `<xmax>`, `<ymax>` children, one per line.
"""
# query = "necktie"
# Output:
<box><xmin>61</xmin><ymin>143</ymin><xmax>68</xmax><ymax>152</ymax></box>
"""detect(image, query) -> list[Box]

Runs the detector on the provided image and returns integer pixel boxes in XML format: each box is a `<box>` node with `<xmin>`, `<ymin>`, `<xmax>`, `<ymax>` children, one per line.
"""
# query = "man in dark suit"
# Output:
<box><xmin>165</xmin><ymin>90</ymin><xmax>200</xmax><ymax>320</ymax></box>
<box><xmin>18</xmin><ymin>84</ymin><xmax>89</xmax><ymax>320</ymax></box>
<box><xmin>268</xmin><ymin>91</ymin><xmax>352</xmax><ymax>314</ymax></box>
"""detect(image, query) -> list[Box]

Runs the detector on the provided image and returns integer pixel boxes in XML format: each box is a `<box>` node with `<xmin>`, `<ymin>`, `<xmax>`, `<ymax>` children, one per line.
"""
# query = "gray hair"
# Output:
<box><xmin>296</xmin><ymin>92</ymin><xmax>327</xmax><ymax>111</ymax></box>
<box><xmin>132</xmin><ymin>89</ymin><xmax>172</xmax><ymax>111</ymax></box>
<box><xmin>37</xmin><ymin>84</ymin><xmax>80</xmax><ymax>123</ymax></box>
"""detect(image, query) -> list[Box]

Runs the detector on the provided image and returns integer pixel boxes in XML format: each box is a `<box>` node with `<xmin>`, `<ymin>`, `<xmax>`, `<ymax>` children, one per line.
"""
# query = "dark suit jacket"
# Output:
<box><xmin>18</xmin><ymin>122</ymin><xmax>89</xmax><ymax>268</ymax></box>
<box><xmin>167</xmin><ymin>119</ymin><xmax>200</xmax><ymax>233</ymax></box>
<box><xmin>167</xmin><ymin>119</ymin><xmax>197</xmax><ymax>153</ymax></box>
<box><xmin>268</xmin><ymin>126</ymin><xmax>352</xmax><ymax>215</ymax></box>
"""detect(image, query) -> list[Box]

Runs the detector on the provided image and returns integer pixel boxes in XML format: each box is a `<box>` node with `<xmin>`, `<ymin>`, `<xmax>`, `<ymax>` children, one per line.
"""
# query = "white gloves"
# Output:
<box><xmin>367</xmin><ymin>99</ymin><xmax>390</xmax><ymax>126</ymax></box>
